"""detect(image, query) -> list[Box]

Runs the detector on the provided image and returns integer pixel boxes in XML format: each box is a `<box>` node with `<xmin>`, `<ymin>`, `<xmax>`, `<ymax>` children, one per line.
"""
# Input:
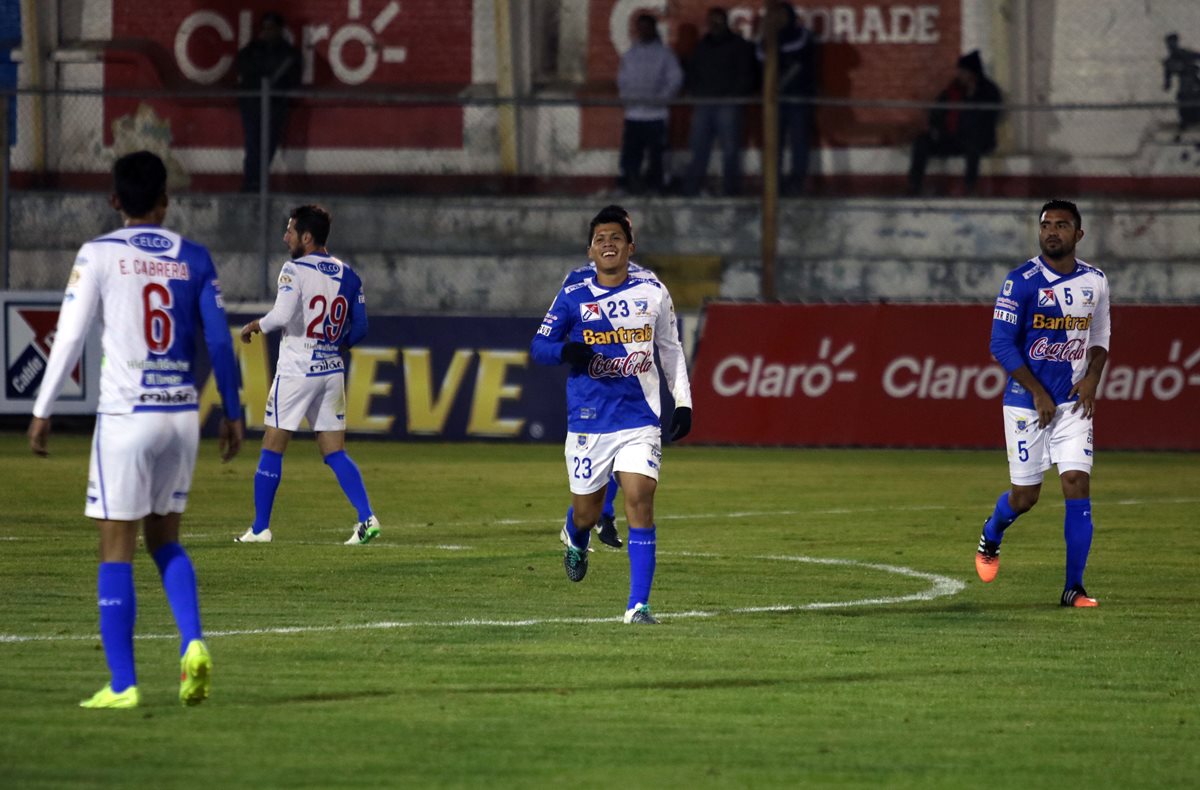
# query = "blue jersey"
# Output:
<box><xmin>531</xmin><ymin>272</ymin><xmax>692</xmax><ymax>434</ymax></box>
<box><xmin>33</xmin><ymin>225</ymin><xmax>241</xmax><ymax>420</ymax></box>
<box><xmin>990</xmin><ymin>255</ymin><xmax>1111</xmax><ymax>408</ymax></box>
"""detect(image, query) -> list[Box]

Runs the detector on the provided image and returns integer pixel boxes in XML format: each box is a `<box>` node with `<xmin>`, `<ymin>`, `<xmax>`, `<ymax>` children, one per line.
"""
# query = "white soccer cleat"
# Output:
<box><xmin>344</xmin><ymin>515</ymin><xmax>381</xmax><ymax>545</ymax></box>
<box><xmin>235</xmin><ymin>527</ymin><xmax>272</xmax><ymax>543</ymax></box>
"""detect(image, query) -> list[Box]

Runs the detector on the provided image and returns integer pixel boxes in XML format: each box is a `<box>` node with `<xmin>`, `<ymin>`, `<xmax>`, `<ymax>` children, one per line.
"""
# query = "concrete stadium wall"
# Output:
<box><xmin>8</xmin><ymin>194</ymin><xmax>1199</xmax><ymax>312</ymax></box>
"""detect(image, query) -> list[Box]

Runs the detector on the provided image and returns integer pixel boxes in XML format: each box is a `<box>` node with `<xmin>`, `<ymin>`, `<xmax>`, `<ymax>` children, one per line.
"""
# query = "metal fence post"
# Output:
<box><xmin>259</xmin><ymin>76</ymin><xmax>271</xmax><ymax>300</ymax></box>
<box><xmin>1</xmin><ymin>90</ymin><xmax>9</xmax><ymax>289</ymax></box>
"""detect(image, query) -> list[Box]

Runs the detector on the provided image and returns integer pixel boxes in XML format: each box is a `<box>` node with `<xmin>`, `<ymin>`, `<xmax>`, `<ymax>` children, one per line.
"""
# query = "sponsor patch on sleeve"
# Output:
<box><xmin>994</xmin><ymin>296</ymin><xmax>1018</xmax><ymax>310</ymax></box>
<box><xmin>993</xmin><ymin>309</ymin><xmax>1018</xmax><ymax>325</ymax></box>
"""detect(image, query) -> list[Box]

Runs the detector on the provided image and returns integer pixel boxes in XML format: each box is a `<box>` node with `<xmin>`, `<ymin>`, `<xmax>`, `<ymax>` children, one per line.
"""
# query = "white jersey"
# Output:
<box><xmin>259</xmin><ymin>252</ymin><xmax>368</xmax><ymax>378</ymax></box>
<box><xmin>33</xmin><ymin>225</ymin><xmax>240</xmax><ymax>419</ymax></box>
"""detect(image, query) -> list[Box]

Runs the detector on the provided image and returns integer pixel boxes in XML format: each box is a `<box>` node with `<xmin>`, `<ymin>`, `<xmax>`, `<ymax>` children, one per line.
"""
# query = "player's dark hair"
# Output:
<box><xmin>290</xmin><ymin>204</ymin><xmax>332</xmax><ymax>245</ymax></box>
<box><xmin>1040</xmin><ymin>199</ymin><xmax>1082</xmax><ymax>230</ymax></box>
<box><xmin>588</xmin><ymin>205</ymin><xmax>633</xmax><ymax>244</ymax></box>
<box><xmin>112</xmin><ymin>151</ymin><xmax>167</xmax><ymax>218</ymax></box>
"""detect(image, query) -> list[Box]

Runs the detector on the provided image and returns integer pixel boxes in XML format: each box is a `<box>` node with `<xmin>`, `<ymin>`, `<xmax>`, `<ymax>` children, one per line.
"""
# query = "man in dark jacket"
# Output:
<box><xmin>757</xmin><ymin>2</ymin><xmax>819</xmax><ymax>195</ymax></box>
<box><xmin>236</xmin><ymin>12</ymin><xmax>300</xmax><ymax>192</ymax></box>
<box><xmin>907</xmin><ymin>50</ymin><xmax>1003</xmax><ymax>195</ymax></box>
<box><xmin>681</xmin><ymin>7</ymin><xmax>758</xmax><ymax>196</ymax></box>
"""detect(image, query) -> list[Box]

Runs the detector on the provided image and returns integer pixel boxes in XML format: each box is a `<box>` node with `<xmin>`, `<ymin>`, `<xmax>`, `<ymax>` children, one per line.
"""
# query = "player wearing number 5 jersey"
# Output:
<box><xmin>237</xmin><ymin>205</ymin><xmax>381</xmax><ymax>546</ymax></box>
<box><xmin>28</xmin><ymin>151</ymin><xmax>244</xmax><ymax>708</ymax></box>
<box><xmin>975</xmin><ymin>199</ymin><xmax>1111</xmax><ymax>608</ymax></box>
<box><xmin>531</xmin><ymin>205</ymin><xmax>693</xmax><ymax>624</ymax></box>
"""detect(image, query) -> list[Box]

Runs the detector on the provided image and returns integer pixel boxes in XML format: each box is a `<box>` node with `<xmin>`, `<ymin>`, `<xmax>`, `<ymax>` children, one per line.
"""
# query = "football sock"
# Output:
<box><xmin>627</xmin><ymin>525</ymin><xmax>657</xmax><ymax>609</ymax></box>
<box><xmin>565</xmin><ymin>507</ymin><xmax>590</xmax><ymax>550</ymax></box>
<box><xmin>152</xmin><ymin>543</ymin><xmax>203</xmax><ymax>657</ymax></box>
<box><xmin>602</xmin><ymin>475</ymin><xmax>619</xmax><ymax>519</ymax></box>
<box><xmin>324</xmin><ymin>450</ymin><xmax>373</xmax><ymax>522</ymax></box>
<box><xmin>983</xmin><ymin>491</ymin><xmax>1020</xmax><ymax>543</ymax></box>
<box><xmin>97</xmin><ymin>562</ymin><xmax>137</xmax><ymax>693</ymax></box>
<box><xmin>252</xmin><ymin>449</ymin><xmax>283</xmax><ymax>533</ymax></box>
<box><xmin>1064</xmin><ymin>498</ymin><xmax>1093</xmax><ymax>589</ymax></box>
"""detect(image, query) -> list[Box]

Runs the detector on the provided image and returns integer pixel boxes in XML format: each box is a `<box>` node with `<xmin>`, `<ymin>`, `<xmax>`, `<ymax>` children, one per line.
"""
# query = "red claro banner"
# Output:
<box><xmin>686</xmin><ymin>303</ymin><xmax>1200</xmax><ymax>450</ymax></box>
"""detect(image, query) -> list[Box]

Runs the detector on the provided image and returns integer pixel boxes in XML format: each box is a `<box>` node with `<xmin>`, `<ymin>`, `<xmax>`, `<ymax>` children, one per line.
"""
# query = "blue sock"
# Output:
<box><xmin>627</xmin><ymin>526</ymin><xmax>656</xmax><ymax>610</ymax></box>
<box><xmin>1064</xmin><ymin>498</ymin><xmax>1093</xmax><ymax>589</ymax></box>
<box><xmin>97</xmin><ymin>562</ymin><xmax>137</xmax><ymax>692</ymax></box>
<box><xmin>983</xmin><ymin>491</ymin><xmax>1020</xmax><ymax>544</ymax></box>
<box><xmin>252</xmin><ymin>449</ymin><xmax>283</xmax><ymax>533</ymax></box>
<box><xmin>602</xmin><ymin>475</ymin><xmax>619</xmax><ymax>520</ymax></box>
<box><xmin>324</xmin><ymin>450</ymin><xmax>372</xmax><ymax>522</ymax></box>
<box><xmin>564</xmin><ymin>507</ymin><xmax>590</xmax><ymax>550</ymax></box>
<box><xmin>153</xmin><ymin>543</ymin><xmax>203</xmax><ymax>657</ymax></box>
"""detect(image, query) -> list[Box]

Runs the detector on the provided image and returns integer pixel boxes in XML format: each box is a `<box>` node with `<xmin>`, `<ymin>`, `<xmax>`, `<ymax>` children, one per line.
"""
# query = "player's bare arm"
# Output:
<box><xmin>1069</xmin><ymin>347</ymin><xmax>1109</xmax><ymax>419</ymax></box>
<box><xmin>1009</xmin><ymin>365</ymin><xmax>1056</xmax><ymax>428</ymax></box>
<box><xmin>239</xmin><ymin>319</ymin><xmax>262</xmax><ymax>343</ymax></box>
<box><xmin>27</xmin><ymin>416</ymin><xmax>50</xmax><ymax>457</ymax></box>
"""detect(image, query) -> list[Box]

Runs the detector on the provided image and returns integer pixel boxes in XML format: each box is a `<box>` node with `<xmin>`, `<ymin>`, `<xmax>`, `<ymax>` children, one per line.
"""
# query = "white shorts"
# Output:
<box><xmin>1004</xmin><ymin>404</ymin><xmax>1094</xmax><ymax>486</ymax></box>
<box><xmin>564</xmin><ymin>425</ymin><xmax>662</xmax><ymax>495</ymax></box>
<box><xmin>86</xmin><ymin>411</ymin><xmax>199</xmax><ymax>521</ymax></box>
<box><xmin>265</xmin><ymin>373</ymin><xmax>346</xmax><ymax>432</ymax></box>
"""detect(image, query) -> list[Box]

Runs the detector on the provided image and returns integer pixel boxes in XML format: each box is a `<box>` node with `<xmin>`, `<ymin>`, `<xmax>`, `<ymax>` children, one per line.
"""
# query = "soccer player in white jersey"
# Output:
<box><xmin>236</xmin><ymin>205</ymin><xmax>381</xmax><ymax>546</ymax></box>
<box><xmin>27</xmin><ymin>151</ymin><xmax>244</xmax><ymax>709</ymax></box>
<box><xmin>558</xmin><ymin>238</ymin><xmax>662</xmax><ymax>550</ymax></box>
<box><xmin>975</xmin><ymin>199</ymin><xmax>1111</xmax><ymax>607</ymax></box>
<box><xmin>531</xmin><ymin>205</ymin><xmax>693</xmax><ymax>624</ymax></box>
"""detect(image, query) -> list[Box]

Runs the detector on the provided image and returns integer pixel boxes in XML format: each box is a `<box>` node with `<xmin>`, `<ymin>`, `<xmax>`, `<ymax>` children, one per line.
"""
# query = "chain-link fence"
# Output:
<box><xmin>3</xmin><ymin>87</ymin><xmax>1200</xmax><ymax>312</ymax></box>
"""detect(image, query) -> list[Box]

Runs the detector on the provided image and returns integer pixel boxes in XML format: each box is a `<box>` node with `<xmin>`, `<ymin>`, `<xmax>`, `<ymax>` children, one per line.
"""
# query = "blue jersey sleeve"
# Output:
<box><xmin>342</xmin><ymin>268</ymin><xmax>368</xmax><ymax>348</ymax></box>
<box><xmin>530</xmin><ymin>290</ymin><xmax>572</xmax><ymax>366</ymax></box>
<box><xmin>989</xmin><ymin>272</ymin><xmax>1027</xmax><ymax>373</ymax></box>
<box><xmin>197</xmin><ymin>254</ymin><xmax>242</xmax><ymax>421</ymax></box>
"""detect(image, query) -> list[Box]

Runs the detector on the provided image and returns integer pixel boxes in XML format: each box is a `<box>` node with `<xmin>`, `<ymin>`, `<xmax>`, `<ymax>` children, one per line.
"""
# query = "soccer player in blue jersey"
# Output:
<box><xmin>975</xmin><ymin>199</ymin><xmax>1111</xmax><ymax>607</ymax></box>
<box><xmin>28</xmin><ymin>151</ymin><xmax>244</xmax><ymax>708</ymax></box>
<box><xmin>557</xmin><ymin>231</ymin><xmax>663</xmax><ymax>550</ymax></box>
<box><xmin>237</xmin><ymin>205</ymin><xmax>380</xmax><ymax>546</ymax></box>
<box><xmin>532</xmin><ymin>205</ymin><xmax>693</xmax><ymax>624</ymax></box>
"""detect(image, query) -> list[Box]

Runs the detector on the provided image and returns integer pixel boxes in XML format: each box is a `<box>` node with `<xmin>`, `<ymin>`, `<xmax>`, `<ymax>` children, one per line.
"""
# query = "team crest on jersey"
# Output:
<box><xmin>1038</xmin><ymin>288</ymin><xmax>1056</xmax><ymax>307</ymax></box>
<box><xmin>1081</xmin><ymin>287</ymin><xmax>1094</xmax><ymax>305</ymax></box>
<box><xmin>1002</xmin><ymin>279</ymin><xmax>1013</xmax><ymax>296</ymax></box>
<box><xmin>1016</xmin><ymin>419</ymin><xmax>1027</xmax><ymax>431</ymax></box>
<box><xmin>580</xmin><ymin>303</ymin><xmax>601</xmax><ymax>322</ymax></box>
<box><xmin>633</xmin><ymin>299</ymin><xmax>649</xmax><ymax>315</ymax></box>
<box><xmin>577</xmin><ymin>434</ymin><xmax>588</xmax><ymax>447</ymax></box>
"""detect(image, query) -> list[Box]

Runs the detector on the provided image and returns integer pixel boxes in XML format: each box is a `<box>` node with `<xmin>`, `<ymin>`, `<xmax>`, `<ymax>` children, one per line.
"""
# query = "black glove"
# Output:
<box><xmin>561</xmin><ymin>341</ymin><xmax>595</xmax><ymax>369</ymax></box>
<box><xmin>669</xmin><ymin>406</ymin><xmax>692</xmax><ymax>442</ymax></box>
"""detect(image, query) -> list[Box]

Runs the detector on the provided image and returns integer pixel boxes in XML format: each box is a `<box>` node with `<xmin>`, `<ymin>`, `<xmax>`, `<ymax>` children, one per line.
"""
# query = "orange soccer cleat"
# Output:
<box><xmin>975</xmin><ymin>532</ymin><xmax>1001</xmax><ymax>583</ymax></box>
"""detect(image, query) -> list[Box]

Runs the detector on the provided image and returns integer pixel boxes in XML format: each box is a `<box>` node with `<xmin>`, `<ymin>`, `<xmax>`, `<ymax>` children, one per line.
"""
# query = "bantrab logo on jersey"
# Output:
<box><xmin>129</xmin><ymin>233</ymin><xmax>173</xmax><ymax>252</ymax></box>
<box><xmin>317</xmin><ymin>261</ymin><xmax>340</xmax><ymax>276</ymax></box>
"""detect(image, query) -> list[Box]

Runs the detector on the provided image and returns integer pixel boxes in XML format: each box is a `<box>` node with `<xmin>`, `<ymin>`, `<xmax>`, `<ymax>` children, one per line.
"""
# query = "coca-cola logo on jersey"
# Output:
<box><xmin>589</xmin><ymin>351</ymin><xmax>654</xmax><ymax>379</ymax></box>
<box><xmin>1028</xmin><ymin>336</ymin><xmax>1087</xmax><ymax>363</ymax></box>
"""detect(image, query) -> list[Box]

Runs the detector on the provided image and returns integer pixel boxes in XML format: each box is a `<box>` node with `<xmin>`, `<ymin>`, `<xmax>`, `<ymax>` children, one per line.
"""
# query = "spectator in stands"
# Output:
<box><xmin>617</xmin><ymin>14</ymin><xmax>684</xmax><ymax>195</ymax></box>
<box><xmin>757</xmin><ymin>2</ymin><xmax>819</xmax><ymax>196</ymax></box>
<box><xmin>1163</xmin><ymin>33</ymin><xmax>1200</xmax><ymax>131</ymax></box>
<box><xmin>236</xmin><ymin>12</ymin><xmax>301</xmax><ymax>192</ymax></box>
<box><xmin>907</xmin><ymin>50</ymin><xmax>1003</xmax><ymax>196</ymax></box>
<box><xmin>681</xmin><ymin>7</ymin><xmax>758</xmax><ymax>196</ymax></box>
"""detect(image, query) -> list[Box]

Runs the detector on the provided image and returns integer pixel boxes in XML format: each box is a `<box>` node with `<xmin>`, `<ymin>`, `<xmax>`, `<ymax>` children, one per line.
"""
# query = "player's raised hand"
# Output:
<box><xmin>669</xmin><ymin>406</ymin><xmax>692</xmax><ymax>441</ymax></box>
<box><xmin>239</xmin><ymin>320</ymin><xmax>261</xmax><ymax>344</ymax></box>
<box><xmin>27</xmin><ymin>417</ymin><xmax>51</xmax><ymax>457</ymax></box>
<box><xmin>218</xmin><ymin>417</ymin><xmax>244</xmax><ymax>462</ymax></box>
<box><xmin>561</xmin><ymin>341</ymin><xmax>595</xmax><ymax>369</ymax></box>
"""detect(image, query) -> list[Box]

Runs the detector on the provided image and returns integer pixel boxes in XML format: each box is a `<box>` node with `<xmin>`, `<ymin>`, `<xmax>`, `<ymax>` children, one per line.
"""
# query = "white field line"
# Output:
<box><xmin>0</xmin><ymin>554</ymin><xmax>964</xmax><ymax>645</ymax></box>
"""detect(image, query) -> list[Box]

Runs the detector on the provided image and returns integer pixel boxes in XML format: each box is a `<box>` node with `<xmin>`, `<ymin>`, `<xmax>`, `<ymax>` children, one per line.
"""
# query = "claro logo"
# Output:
<box><xmin>712</xmin><ymin>338</ymin><xmax>857</xmax><ymax>398</ymax></box>
<box><xmin>883</xmin><ymin>357</ymin><xmax>1007</xmax><ymax>400</ymax></box>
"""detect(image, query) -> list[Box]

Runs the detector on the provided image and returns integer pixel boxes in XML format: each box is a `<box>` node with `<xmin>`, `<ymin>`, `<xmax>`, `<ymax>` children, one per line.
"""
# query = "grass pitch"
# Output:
<box><xmin>1</xmin><ymin>433</ymin><xmax>1197</xmax><ymax>788</ymax></box>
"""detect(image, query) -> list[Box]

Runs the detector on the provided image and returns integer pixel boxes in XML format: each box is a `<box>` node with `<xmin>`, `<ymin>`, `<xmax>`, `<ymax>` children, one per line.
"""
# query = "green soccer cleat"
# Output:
<box><xmin>560</xmin><ymin>525</ymin><xmax>589</xmax><ymax>582</ymax></box>
<box><xmin>80</xmin><ymin>684</ymin><xmax>140</xmax><ymax>709</ymax></box>
<box><xmin>179</xmin><ymin>639</ymin><xmax>212</xmax><ymax>706</ymax></box>
<box><xmin>345</xmin><ymin>515</ymin><xmax>381</xmax><ymax>545</ymax></box>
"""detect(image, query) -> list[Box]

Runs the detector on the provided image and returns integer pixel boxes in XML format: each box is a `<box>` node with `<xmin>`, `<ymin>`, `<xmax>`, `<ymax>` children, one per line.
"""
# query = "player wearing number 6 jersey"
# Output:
<box><xmin>975</xmin><ymin>199</ymin><xmax>1111</xmax><ymax>608</ymax></box>
<box><xmin>28</xmin><ymin>151</ymin><xmax>244</xmax><ymax>708</ymax></box>
<box><xmin>237</xmin><ymin>204</ymin><xmax>381</xmax><ymax>546</ymax></box>
<box><xmin>531</xmin><ymin>205</ymin><xmax>693</xmax><ymax>624</ymax></box>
